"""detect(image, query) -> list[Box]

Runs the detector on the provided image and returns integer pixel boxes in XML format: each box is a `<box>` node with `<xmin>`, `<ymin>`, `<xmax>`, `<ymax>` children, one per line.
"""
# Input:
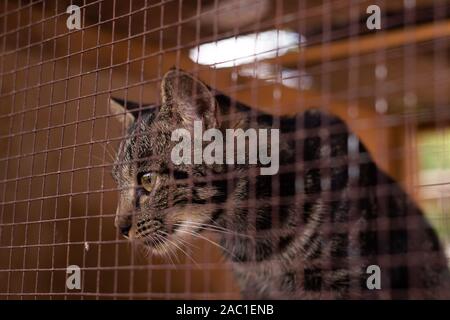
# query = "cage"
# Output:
<box><xmin>0</xmin><ymin>0</ymin><xmax>449</xmax><ymax>299</ymax></box>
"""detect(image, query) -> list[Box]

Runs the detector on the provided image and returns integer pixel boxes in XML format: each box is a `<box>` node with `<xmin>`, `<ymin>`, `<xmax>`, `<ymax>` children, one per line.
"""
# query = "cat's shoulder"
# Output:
<box><xmin>214</xmin><ymin>92</ymin><xmax>348</xmax><ymax>133</ymax></box>
<box><xmin>298</xmin><ymin>108</ymin><xmax>348</xmax><ymax>130</ymax></box>
<box><xmin>273</xmin><ymin>108</ymin><xmax>349</xmax><ymax>136</ymax></box>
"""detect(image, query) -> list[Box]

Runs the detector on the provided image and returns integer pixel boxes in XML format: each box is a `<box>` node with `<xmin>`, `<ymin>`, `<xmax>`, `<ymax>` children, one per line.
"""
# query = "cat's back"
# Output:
<box><xmin>214</xmin><ymin>97</ymin><xmax>450</xmax><ymax>299</ymax></box>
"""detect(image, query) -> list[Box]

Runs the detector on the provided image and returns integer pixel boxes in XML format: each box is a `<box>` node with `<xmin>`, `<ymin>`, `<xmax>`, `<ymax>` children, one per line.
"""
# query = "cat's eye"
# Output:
<box><xmin>140</xmin><ymin>172</ymin><xmax>156</xmax><ymax>192</ymax></box>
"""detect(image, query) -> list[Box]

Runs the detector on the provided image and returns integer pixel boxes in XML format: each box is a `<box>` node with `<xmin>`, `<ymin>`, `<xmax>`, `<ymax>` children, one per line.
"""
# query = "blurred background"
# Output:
<box><xmin>0</xmin><ymin>0</ymin><xmax>449</xmax><ymax>299</ymax></box>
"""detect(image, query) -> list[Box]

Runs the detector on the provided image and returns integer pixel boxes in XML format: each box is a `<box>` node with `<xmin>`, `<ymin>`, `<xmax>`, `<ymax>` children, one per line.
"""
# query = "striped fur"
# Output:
<box><xmin>112</xmin><ymin>69</ymin><xmax>450</xmax><ymax>299</ymax></box>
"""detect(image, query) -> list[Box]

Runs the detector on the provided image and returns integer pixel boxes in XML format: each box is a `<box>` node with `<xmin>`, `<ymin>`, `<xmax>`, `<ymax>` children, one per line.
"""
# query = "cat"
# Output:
<box><xmin>111</xmin><ymin>68</ymin><xmax>450</xmax><ymax>299</ymax></box>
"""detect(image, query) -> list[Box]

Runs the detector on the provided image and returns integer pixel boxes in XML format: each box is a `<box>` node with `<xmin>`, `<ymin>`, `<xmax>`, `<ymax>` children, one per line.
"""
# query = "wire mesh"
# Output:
<box><xmin>0</xmin><ymin>0</ymin><xmax>449</xmax><ymax>299</ymax></box>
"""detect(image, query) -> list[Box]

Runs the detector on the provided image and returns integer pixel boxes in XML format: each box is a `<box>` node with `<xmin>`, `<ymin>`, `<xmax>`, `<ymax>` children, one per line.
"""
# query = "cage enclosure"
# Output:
<box><xmin>0</xmin><ymin>0</ymin><xmax>449</xmax><ymax>299</ymax></box>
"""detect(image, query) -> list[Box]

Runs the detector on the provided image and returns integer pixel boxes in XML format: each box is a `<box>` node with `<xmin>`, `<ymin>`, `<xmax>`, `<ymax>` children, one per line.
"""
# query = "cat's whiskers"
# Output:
<box><xmin>164</xmin><ymin>230</ymin><xmax>200</xmax><ymax>250</ymax></box>
<box><xmin>87</xmin><ymin>138</ymin><xmax>116</xmax><ymax>163</ymax></box>
<box><xmin>136</xmin><ymin>232</ymin><xmax>164</xmax><ymax>259</ymax></box>
<box><xmin>140</xmin><ymin>237</ymin><xmax>155</xmax><ymax>258</ymax></box>
<box><xmin>78</xmin><ymin>152</ymin><xmax>113</xmax><ymax>165</ymax></box>
<box><xmin>176</xmin><ymin>220</ymin><xmax>231</xmax><ymax>233</ymax></box>
<box><xmin>160</xmin><ymin>236</ymin><xmax>180</xmax><ymax>264</ymax></box>
<box><xmin>174</xmin><ymin>228</ymin><xmax>239</xmax><ymax>261</ymax></box>
<box><xmin>153</xmin><ymin>234</ymin><xmax>176</xmax><ymax>265</ymax></box>
<box><xmin>176</xmin><ymin>227</ymin><xmax>231</xmax><ymax>266</ymax></box>
<box><xmin>133</xmin><ymin>237</ymin><xmax>156</xmax><ymax>262</ymax></box>
<box><xmin>159</xmin><ymin>230</ymin><xmax>200</xmax><ymax>268</ymax></box>
<box><xmin>176</xmin><ymin>221</ymin><xmax>254</xmax><ymax>239</ymax></box>
<box><xmin>104</xmin><ymin>141</ymin><xmax>118</xmax><ymax>162</ymax></box>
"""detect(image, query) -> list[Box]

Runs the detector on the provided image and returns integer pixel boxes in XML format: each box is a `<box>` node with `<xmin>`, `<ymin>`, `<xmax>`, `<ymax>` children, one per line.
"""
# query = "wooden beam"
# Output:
<box><xmin>236</xmin><ymin>20</ymin><xmax>450</xmax><ymax>68</ymax></box>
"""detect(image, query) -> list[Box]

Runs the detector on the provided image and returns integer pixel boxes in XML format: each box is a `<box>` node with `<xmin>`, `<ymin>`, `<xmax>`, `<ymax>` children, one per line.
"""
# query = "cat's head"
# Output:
<box><xmin>111</xmin><ymin>69</ymin><xmax>223</xmax><ymax>255</ymax></box>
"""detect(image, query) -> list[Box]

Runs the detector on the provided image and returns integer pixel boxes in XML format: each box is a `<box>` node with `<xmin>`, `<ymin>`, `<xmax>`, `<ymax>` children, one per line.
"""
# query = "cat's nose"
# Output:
<box><xmin>119</xmin><ymin>222</ymin><xmax>131</xmax><ymax>237</ymax></box>
<box><xmin>116</xmin><ymin>215</ymin><xmax>133</xmax><ymax>238</ymax></box>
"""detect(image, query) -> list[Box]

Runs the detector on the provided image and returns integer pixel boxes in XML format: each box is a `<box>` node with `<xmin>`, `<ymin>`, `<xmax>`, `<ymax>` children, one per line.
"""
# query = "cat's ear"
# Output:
<box><xmin>109</xmin><ymin>98</ymin><xmax>136</xmax><ymax>129</ymax></box>
<box><xmin>160</xmin><ymin>68</ymin><xmax>219</xmax><ymax>129</ymax></box>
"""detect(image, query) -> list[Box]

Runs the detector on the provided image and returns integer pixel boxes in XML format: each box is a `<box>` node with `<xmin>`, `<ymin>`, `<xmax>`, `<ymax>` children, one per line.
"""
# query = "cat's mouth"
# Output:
<box><xmin>132</xmin><ymin>219</ymin><xmax>166</xmax><ymax>251</ymax></box>
<box><xmin>141</xmin><ymin>234</ymin><xmax>168</xmax><ymax>252</ymax></box>
<box><xmin>136</xmin><ymin>230</ymin><xmax>175</xmax><ymax>255</ymax></box>
<box><xmin>135</xmin><ymin>219</ymin><xmax>204</xmax><ymax>256</ymax></box>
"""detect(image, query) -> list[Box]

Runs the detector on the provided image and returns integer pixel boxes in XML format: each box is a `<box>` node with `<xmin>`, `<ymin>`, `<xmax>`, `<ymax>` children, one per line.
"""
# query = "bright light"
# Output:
<box><xmin>189</xmin><ymin>29</ymin><xmax>304</xmax><ymax>68</ymax></box>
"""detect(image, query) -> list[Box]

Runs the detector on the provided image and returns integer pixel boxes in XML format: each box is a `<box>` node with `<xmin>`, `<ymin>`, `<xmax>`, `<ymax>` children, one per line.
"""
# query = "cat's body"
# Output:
<box><xmin>112</xmin><ymin>69</ymin><xmax>450</xmax><ymax>299</ymax></box>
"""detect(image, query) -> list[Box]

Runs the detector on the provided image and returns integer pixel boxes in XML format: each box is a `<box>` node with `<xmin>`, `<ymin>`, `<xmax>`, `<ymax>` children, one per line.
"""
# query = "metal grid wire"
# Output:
<box><xmin>0</xmin><ymin>0</ymin><xmax>449</xmax><ymax>299</ymax></box>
